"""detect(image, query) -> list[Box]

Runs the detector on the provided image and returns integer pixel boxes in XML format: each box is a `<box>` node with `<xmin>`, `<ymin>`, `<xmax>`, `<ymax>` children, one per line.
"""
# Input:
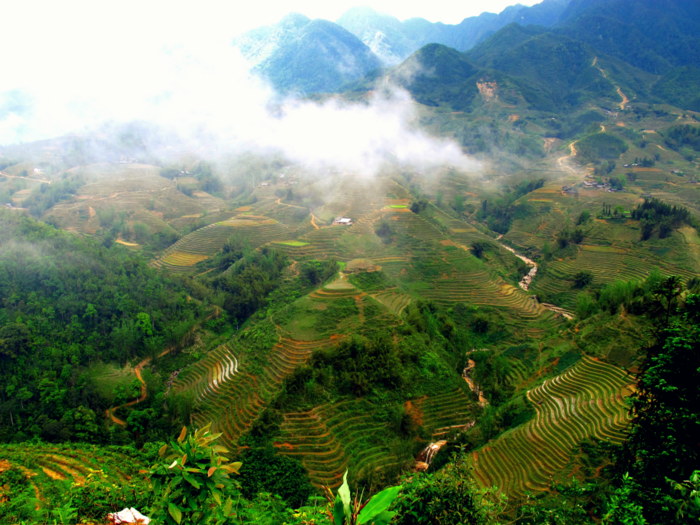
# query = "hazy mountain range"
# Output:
<box><xmin>233</xmin><ymin>0</ymin><xmax>700</xmax><ymax>111</ymax></box>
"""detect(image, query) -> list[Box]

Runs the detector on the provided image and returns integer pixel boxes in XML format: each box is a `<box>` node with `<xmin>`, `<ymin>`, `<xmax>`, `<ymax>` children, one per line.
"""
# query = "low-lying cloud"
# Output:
<box><xmin>0</xmin><ymin>16</ymin><xmax>478</xmax><ymax>178</ymax></box>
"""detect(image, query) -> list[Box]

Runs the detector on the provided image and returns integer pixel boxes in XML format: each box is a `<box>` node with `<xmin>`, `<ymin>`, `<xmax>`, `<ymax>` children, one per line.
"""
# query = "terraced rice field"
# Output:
<box><xmin>374</xmin><ymin>210</ymin><xmax>561</xmax><ymax>331</ymax></box>
<box><xmin>0</xmin><ymin>444</ymin><xmax>143</xmax><ymax>507</ymax></box>
<box><xmin>275</xmin><ymin>399</ymin><xmax>404</xmax><ymax>488</ymax></box>
<box><xmin>416</xmin><ymin>388</ymin><xmax>476</xmax><ymax>437</ymax></box>
<box><xmin>532</xmin><ymin>244</ymin><xmax>698</xmax><ymax>309</ymax></box>
<box><xmin>175</xmin><ymin>335</ymin><xmax>336</xmax><ymax>448</ymax></box>
<box><xmin>270</xmin><ymin>226</ymin><xmax>346</xmax><ymax>261</ymax></box>
<box><xmin>371</xmin><ymin>290</ymin><xmax>412</xmax><ymax>315</ymax></box>
<box><xmin>309</xmin><ymin>277</ymin><xmax>358</xmax><ymax>300</ymax></box>
<box><xmin>171</xmin><ymin>343</ymin><xmax>239</xmax><ymax>403</ymax></box>
<box><xmin>154</xmin><ymin>215</ymin><xmax>289</xmax><ymax>271</ymax></box>
<box><xmin>470</xmin><ymin>356</ymin><xmax>634</xmax><ymax>498</ymax></box>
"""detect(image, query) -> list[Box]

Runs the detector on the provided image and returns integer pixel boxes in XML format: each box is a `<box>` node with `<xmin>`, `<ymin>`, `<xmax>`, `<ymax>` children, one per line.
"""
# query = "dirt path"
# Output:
<box><xmin>557</xmin><ymin>140</ymin><xmax>581</xmax><ymax>176</ymax></box>
<box><xmin>310</xmin><ymin>213</ymin><xmax>320</xmax><ymax>230</ymax></box>
<box><xmin>592</xmin><ymin>56</ymin><xmax>629</xmax><ymax>110</ymax></box>
<box><xmin>274</xmin><ymin>197</ymin><xmax>307</xmax><ymax>210</ymax></box>
<box><xmin>105</xmin><ymin>347</ymin><xmax>172</xmax><ymax>426</ymax></box>
<box><xmin>616</xmin><ymin>87</ymin><xmax>629</xmax><ymax>110</ymax></box>
<box><xmin>0</xmin><ymin>171</ymin><xmax>52</xmax><ymax>184</ymax></box>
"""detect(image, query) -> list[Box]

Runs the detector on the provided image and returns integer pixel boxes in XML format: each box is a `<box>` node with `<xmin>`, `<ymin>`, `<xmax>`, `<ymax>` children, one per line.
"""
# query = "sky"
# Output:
<box><xmin>0</xmin><ymin>1</ymin><xmax>537</xmax><ymax>174</ymax></box>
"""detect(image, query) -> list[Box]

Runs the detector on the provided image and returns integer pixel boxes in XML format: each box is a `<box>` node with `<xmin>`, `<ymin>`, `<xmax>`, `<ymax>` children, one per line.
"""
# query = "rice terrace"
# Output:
<box><xmin>0</xmin><ymin>0</ymin><xmax>699</xmax><ymax>523</ymax></box>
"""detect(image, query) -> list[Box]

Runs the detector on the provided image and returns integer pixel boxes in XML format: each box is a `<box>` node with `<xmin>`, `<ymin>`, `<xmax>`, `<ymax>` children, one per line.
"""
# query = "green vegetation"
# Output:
<box><xmin>0</xmin><ymin>210</ymin><xmax>201</xmax><ymax>444</ymax></box>
<box><xmin>476</xmin><ymin>179</ymin><xmax>543</xmax><ymax>234</ymax></box>
<box><xmin>2</xmin><ymin>5</ymin><xmax>700</xmax><ymax>521</ymax></box>
<box><xmin>653</xmin><ymin>67</ymin><xmax>700</xmax><ymax>111</ymax></box>
<box><xmin>0</xmin><ymin>443</ymin><xmax>152</xmax><ymax>523</ymax></box>
<box><xmin>616</xmin><ymin>290</ymin><xmax>700</xmax><ymax>523</ymax></box>
<box><xmin>576</xmin><ymin>133</ymin><xmax>628</xmax><ymax>163</ymax></box>
<box><xmin>274</xmin><ymin>240</ymin><xmax>310</xmax><ymax>247</ymax></box>
<box><xmin>209</xmin><ymin>247</ymin><xmax>288</xmax><ymax>323</ymax></box>
<box><xmin>631</xmin><ymin>198</ymin><xmax>694</xmax><ymax>240</ymax></box>
<box><xmin>24</xmin><ymin>174</ymin><xmax>84</xmax><ymax>217</ymax></box>
<box><xmin>150</xmin><ymin>424</ymin><xmax>242</xmax><ymax>524</ymax></box>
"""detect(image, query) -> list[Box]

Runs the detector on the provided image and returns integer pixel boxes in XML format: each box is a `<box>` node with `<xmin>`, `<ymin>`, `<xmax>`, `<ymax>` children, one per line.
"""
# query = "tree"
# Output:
<box><xmin>619</xmin><ymin>291</ymin><xmax>700</xmax><ymax>523</ymax></box>
<box><xmin>651</xmin><ymin>275</ymin><xmax>682</xmax><ymax>325</ymax></box>
<box><xmin>237</xmin><ymin>447</ymin><xmax>313</xmax><ymax>507</ymax></box>
<box><xmin>410</xmin><ymin>200</ymin><xmax>428</xmax><ymax>214</ymax></box>
<box><xmin>572</xmin><ymin>271</ymin><xmax>593</xmax><ymax>289</ymax></box>
<box><xmin>470</xmin><ymin>242</ymin><xmax>488</xmax><ymax>259</ymax></box>
<box><xmin>0</xmin><ymin>323</ymin><xmax>31</xmax><ymax>359</ymax></box>
<box><xmin>602</xmin><ymin>473</ymin><xmax>646</xmax><ymax>525</ymax></box>
<box><xmin>375</xmin><ymin>221</ymin><xmax>394</xmax><ymax>244</ymax></box>
<box><xmin>576</xmin><ymin>210</ymin><xmax>591</xmax><ymax>225</ymax></box>
<box><xmin>391</xmin><ymin>459</ymin><xmax>503</xmax><ymax>525</ymax></box>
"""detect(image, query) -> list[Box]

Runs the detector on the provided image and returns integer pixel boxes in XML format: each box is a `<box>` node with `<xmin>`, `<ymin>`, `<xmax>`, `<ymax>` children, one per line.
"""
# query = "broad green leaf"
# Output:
<box><xmin>168</xmin><ymin>503</ymin><xmax>183</xmax><ymax>524</ymax></box>
<box><xmin>357</xmin><ymin>485</ymin><xmax>402</xmax><ymax>524</ymax></box>
<box><xmin>182</xmin><ymin>472</ymin><xmax>201</xmax><ymax>489</ymax></box>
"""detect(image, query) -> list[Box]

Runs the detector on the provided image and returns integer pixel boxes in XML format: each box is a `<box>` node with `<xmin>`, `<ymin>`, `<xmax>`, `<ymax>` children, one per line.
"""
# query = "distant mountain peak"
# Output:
<box><xmin>233</xmin><ymin>15</ymin><xmax>381</xmax><ymax>94</ymax></box>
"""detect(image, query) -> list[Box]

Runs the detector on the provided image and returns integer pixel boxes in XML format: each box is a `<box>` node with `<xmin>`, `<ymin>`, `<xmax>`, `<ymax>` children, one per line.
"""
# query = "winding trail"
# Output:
<box><xmin>592</xmin><ymin>56</ymin><xmax>629</xmax><ymax>110</ymax></box>
<box><xmin>105</xmin><ymin>347</ymin><xmax>172</xmax><ymax>426</ymax></box>
<box><xmin>557</xmin><ymin>140</ymin><xmax>580</xmax><ymax>176</ymax></box>
<box><xmin>0</xmin><ymin>170</ymin><xmax>52</xmax><ymax>184</ymax></box>
<box><xmin>310</xmin><ymin>213</ymin><xmax>320</xmax><ymax>230</ymax></box>
<box><xmin>274</xmin><ymin>197</ymin><xmax>306</xmax><ymax>210</ymax></box>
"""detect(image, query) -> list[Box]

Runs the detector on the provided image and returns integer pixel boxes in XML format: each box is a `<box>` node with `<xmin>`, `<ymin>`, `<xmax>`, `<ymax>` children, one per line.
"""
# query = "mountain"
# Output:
<box><xmin>337</xmin><ymin>0</ymin><xmax>571</xmax><ymax>65</ymax></box>
<box><xmin>466</xmin><ymin>27</ymin><xmax>620</xmax><ymax>111</ymax></box>
<box><xmin>390</xmin><ymin>44</ymin><xmax>480</xmax><ymax>111</ymax></box>
<box><xmin>557</xmin><ymin>0</ymin><xmax>700</xmax><ymax>74</ymax></box>
<box><xmin>234</xmin><ymin>14</ymin><xmax>382</xmax><ymax>94</ymax></box>
<box><xmin>389</xmin><ymin>0</ymin><xmax>700</xmax><ymax>115</ymax></box>
<box><xmin>335</xmin><ymin>7</ymin><xmax>417</xmax><ymax>65</ymax></box>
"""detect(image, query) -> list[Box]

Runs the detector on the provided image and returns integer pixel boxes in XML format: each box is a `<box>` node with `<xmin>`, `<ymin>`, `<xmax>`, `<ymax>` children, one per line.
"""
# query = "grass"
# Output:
<box><xmin>84</xmin><ymin>362</ymin><xmax>136</xmax><ymax>403</ymax></box>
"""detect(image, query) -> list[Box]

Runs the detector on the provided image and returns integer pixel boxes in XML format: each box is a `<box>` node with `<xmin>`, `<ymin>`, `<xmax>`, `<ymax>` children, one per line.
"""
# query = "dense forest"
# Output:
<box><xmin>0</xmin><ymin>210</ymin><xmax>202</xmax><ymax>443</ymax></box>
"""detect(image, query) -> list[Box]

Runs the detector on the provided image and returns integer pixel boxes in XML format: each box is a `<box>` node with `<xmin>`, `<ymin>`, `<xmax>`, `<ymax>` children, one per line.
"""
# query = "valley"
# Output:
<box><xmin>0</xmin><ymin>0</ymin><xmax>699</xmax><ymax>523</ymax></box>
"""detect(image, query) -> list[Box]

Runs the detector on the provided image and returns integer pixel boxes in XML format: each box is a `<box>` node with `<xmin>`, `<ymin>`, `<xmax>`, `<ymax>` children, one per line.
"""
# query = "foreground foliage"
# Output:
<box><xmin>150</xmin><ymin>424</ymin><xmax>242</xmax><ymax>524</ymax></box>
